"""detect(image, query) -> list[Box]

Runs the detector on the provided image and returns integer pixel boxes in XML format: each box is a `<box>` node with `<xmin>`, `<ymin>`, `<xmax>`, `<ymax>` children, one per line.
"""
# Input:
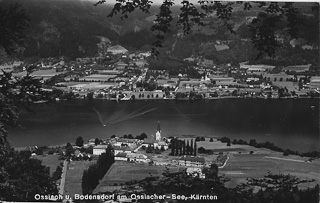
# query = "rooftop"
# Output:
<box><xmin>179</xmin><ymin>156</ymin><xmax>205</xmax><ymax>164</ymax></box>
<box><xmin>93</xmin><ymin>145</ymin><xmax>108</xmax><ymax>149</ymax></box>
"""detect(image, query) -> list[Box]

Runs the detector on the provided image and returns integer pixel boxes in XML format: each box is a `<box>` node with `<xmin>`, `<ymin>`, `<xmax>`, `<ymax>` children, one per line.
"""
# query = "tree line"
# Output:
<box><xmin>170</xmin><ymin>138</ymin><xmax>197</xmax><ymax>156</ymax></box>
<box><xmin>81</xmin><ymin>145</ymin><xmax>115</xmax><ymax>195</ymax></box>
<box><xmin>218</xmin><ymin>137</ymin><xmax>320</xmax><ymax>159</ymax></box>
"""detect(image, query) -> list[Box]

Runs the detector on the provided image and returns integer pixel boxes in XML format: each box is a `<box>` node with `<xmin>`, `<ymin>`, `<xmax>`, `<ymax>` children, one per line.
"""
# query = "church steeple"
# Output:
<box><xmin>156</xmin><ymin>121</ymin><xmax>161</xmax><ymax>141</ymax></box>
<box><xmin>157</xmin><ymin>121</ymin><xmax>161</xmax><ymax>132</ymax></box>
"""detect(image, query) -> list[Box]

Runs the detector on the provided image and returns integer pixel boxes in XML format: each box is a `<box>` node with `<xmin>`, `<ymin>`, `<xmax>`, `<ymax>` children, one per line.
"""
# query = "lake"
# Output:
<box><xmin>8</xmin><ymin>99</ymin><xmax>319</xmax><ymax>152</ymax></box>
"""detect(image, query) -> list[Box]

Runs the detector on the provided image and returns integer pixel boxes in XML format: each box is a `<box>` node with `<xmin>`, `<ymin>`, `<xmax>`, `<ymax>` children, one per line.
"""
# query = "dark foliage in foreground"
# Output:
<box><xmin>0</xmin><ymin>69</ymin><xmax>59</xmax><ymax>201</ymax></box>
<box><xmin>99</xmin><ymin>0</ymin><xmax>319</xmax><ymax>58</ymax></box>
<box><xmin>82</xmin><ymin>145</ymin><xmax>115</xmax><ymax>195</ymax></box>
<box><xmin>118</xmin><ymin>168</ymin><xmax>319</xmax><ymax>203</ymax></box>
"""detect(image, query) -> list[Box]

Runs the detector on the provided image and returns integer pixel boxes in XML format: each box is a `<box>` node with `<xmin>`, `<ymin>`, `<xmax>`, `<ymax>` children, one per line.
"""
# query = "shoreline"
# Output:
<box><xmin>14</xmin><ymin>135</ymin><xmax>320</xmax><ymax>159</ymax></box>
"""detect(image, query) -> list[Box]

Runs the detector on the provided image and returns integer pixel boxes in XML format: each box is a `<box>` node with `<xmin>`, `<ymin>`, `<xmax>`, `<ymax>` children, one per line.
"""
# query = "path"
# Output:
<box><xmin>59</xmin><ymin>160</ymin><xmax>68</xmax><ymax>196</ymax></box>
<box><xmin>264</xmin><ymin>156</ymin><xmax>305</xmax><ymax>163</ymax></box>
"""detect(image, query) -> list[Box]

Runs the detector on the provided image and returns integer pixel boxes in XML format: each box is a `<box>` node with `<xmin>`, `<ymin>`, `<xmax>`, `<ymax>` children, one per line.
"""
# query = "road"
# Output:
<box><xmin>59</xmin><ymin>160</ymin><xmax>68</xmax><ymax>196</ymax></box>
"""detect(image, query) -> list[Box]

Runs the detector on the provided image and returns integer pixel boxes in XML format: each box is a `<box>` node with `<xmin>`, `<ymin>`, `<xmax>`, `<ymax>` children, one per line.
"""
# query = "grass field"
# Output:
<box><xmin>36</xmin><ymin>154</ymin><xmax>62</xmax><ymax>176</ymax></box>
<box><xmin>220</xmin><ymin>153</ymin><xmax>320</xmax><ymax>189</ymax></box>
<box><xmin>94</xmin><ymin>162</ymin><xmax>181</xmax><ymax>193</ymax></box>
<box><xmin>64</xmin><ymin>161</ymin><xmax>94</xmax><ymax>197</ymax></box>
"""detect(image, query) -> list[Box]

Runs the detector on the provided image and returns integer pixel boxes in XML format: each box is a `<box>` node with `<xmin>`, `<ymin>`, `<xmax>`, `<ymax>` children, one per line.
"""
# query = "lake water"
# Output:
<box><xmin>8</xmin><ymin>99</ymin><xmax>319</xmax><ymax>152</ymax></box>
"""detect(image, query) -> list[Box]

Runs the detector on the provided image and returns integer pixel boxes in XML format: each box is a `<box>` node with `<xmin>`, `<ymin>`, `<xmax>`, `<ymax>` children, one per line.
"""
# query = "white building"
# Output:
<box><xmin>115</xmin><ymin>152</ymin><xmax>128</xmax><ymax>161</ymax></box>
<box><xmin>155</xmin><ymin>121</ymin><xmax>161</xmax><ymax>141</ymax></box>
<box><xmin>113</xmin><ymin>146</ymin><xmax>132</xmax><ymax>155</ymax></box>
<box><xmin>186</xmin><ymin>167</ymin><xmax>205</xmax><ymax>179</ymax></box>
<box><xmin>93</xmin><ymin>145</ymin><xmax>108</xmax><ymax>156</ymax></box>
<box><xmin>126</xmin><ymin>153</ymin><xmax>149</xmax><ymax>163</ymax></box>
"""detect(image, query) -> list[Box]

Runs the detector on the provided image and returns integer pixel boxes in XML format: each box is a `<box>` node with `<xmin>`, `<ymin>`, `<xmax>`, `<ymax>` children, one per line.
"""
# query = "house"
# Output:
<box><xmin>113</xmin><ymin>146</ymin><xmax>132</xmax><ymax>155</ymax></box>
<box><xmin>178</xmin><ymin>156</ymin><xmax>205</xmax><ymax>167</ymax></box>
<box><xmin>157</xmin><ymin>141</ymin><xmax>169</xmax><ymax>150</ymax></box>
<box><xmin>283</xmin><ymin>64</ymin><xmax>311</xmax><ymax>73</ymax></box>
<box><xmin>115</xmin><ymin>61</ymin><xmax>128</xmax><ymax>70</ymax></box>
<box><xmin>142</xmin><ymin>138</ymin><xmax>159</xmax><ymax>149</ymax></box>
<box><xmin>246</xmin><ymin>77</ymin><xmax>260</xmax><ymax>83</ymax></box>
<box><xmin>126</xmin><ymin>153</ymin><xmax>149</xmax><ymax>163</ymax></box>
<box><xmin>240</xmin><ymin>64</ymin><xmax>276</xmax><ymax>72</ymax></box>
<box><xmin>107</xmin><ymin>45</ymin><xmax>128</xmax><ymax>55</ymax></box>
<box><xmin>115</xmin><ymin>152</ymin><xmax>128</xmax><ymax>161</ymax></box>
<box><xmin>114</xmin><ymin>138</ymin><xmax>136</xmax><ymax>147</ymax></box>
<box><xmin>74</xmin><ymin>149</ymin><xmax>84</xmax><ymax>158</ymax></box>
<box><xmin>310</xmin><ymin>77</ymin><xmax>320</xmax><ymax>89</ymax></box>
<box><xmin>93</xmin><ymin>145</ymin><xmax>108</xmax><ymax>156</ymax></box>
<box><xmin>186</xmin><ymin>167</ymin><xmax>205</xmax><ymax>178</ymax></box>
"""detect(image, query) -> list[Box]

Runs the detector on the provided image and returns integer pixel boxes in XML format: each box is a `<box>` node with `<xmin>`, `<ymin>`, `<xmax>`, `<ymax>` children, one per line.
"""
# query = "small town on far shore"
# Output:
<box><xmin>1</xmin><ymin>37</ymin><xmax>320</xmax><ymax>102</ymax></box>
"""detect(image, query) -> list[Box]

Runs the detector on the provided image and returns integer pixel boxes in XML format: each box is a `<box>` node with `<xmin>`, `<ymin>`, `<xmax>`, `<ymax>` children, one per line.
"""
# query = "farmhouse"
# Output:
<box><xmin>283</xmin><ymin>64</ymin><xmax>311</xmax><ymax>73</ymax></box>
<box><xmin>115</xmin><ymin>152</ymin><xmax>128</xmax><ymax>161</ymax></box>
<box><xmin>178</xmin><ymin>156</ymin><xmax>205</xmax><ymax>167</ymax></box>
<box><xmin>310</xmin><ymin>77</ymin><xmax>320</xmax><ymax>89</ymax></box>
<box><xmin>142</xmin><ymin>138</ymin><xmax>159</xmax><ymax>149</ymax></box>
<box><xmin>93</xmin><ymin>145</ymin><xmax>108</xmax><ymax>156</ymax></box>
<box><xmin>240</xmin><ymin>64</ymin><xmax>276</xmax><ymax>72</ymax></box>
<box><xmin>113</xmin><ymin>146</ymin><xmax>132</xmax><ymax>155</ymax></box>
<box><xmin>126</xmin><ymin>153</ymin><xmax>149</xmax><ymax>163</ymax></box>
<box><xmin>186</xmin><ymin>167</ymin><xmax>205</xmax><ymax>178</ymax></box>
<box><xmin>114</xmin><ymin>138</ymin><xmax>136</xmax><ymax>147</ymax></box>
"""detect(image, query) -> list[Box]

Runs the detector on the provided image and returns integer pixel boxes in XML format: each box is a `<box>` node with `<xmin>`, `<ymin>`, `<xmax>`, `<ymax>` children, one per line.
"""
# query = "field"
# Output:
<box><xmin>36</xmin><ymin>154</ymin><xmax>62</xmax><ymax>176</ymax></box>
<box><xmin>13</xmin><ymin>69</ymin><xmax>65</xmax><ymax>77</ymax></box>
<box><xmin>64</xmin><ymin>161</ymin><xmax>94</xmax><ymax>197</ymax></box>
<box><xmin>220</xmin><ymin>153</ymin><xmax>320</xmax><ymax>189</ymax></box>
<box><xmin>94</xmin><ymin>162</ymin><xmax>181</xmax><ymax>193</ymax></box>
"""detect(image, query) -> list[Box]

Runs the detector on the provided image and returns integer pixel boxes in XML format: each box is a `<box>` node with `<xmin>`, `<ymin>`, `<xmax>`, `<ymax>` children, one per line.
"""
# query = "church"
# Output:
<box><xmin>155</xmin><ymin>121</ymin><xmax>161</xmax><ymax>141</ymax></box>
<box><xmin>141</xmin><ymin>121</ymin><xmax>168</xmax><ymax>150</ymax></box>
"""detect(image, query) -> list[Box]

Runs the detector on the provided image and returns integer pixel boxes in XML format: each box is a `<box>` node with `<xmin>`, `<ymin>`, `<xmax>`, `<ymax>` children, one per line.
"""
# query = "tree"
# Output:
<box><xmin>186</xmin><ymin>140</ymin><xmax>190</xmax><ymax>155</ymax></box>
<box><xmin>0</xmin><ymin>151</ymin><xmax>58</xmax><ymax>201</ymax></box>
<box><xmin>76</xmin><ymin>136</ymin><xmax>84</xmax><ymax>147</ymax></box>
<box><xmin>190</xmin><ymin>139</ymin><xmax>194</xmax><ymax>155</ymax></box>
<box><xmin>95</xmin><ymin>138</ymin><xmax>100</xmax><ymax>146</ymax></box>
<box><xmin>140</xmin><ymin>132</ymin><xmax>148</xmax><ymax>140</ymax></box>
<box><xmin>249</xmin><ymin>139</ymin><xmax>257</xmax><ymax>147</ymax></box>
<box><xmin>111</xmin><ymin>135</ymin><xmax>116</xmax><ymax>138</ymax></box>
<box><xmin>183</xmin><ymin>140</ymin><xmax>186</xmax><ymax>155</ymax></box>
<box><xmin>210</xmin><ymin>138</ymin><xmax>214</xmax><ymax>142</ymax></box>
<box><xmin>194</xmin><ymin>140</ymin><xmax>197</xmax><ymax>156</ymax></box>
<box><xmin>202</xmin><ymin>164</ymin><xmax>219</xmax><ymax>179</ymax></box>
<box><xmin>0</xmin><ymin>65</ymin><xmax>60</xmax><ymax>201</ymax></box>
<box><xmin>82</xmin><ymin>145</ymin><xmax>114</xmax><ymax>194</ymax></box>
<box><xmin>65</xmin><ymin>142</ymin><xmax>74</xmax><ymax>157</ymax></box>
<box><xmin>0</xmin><ymin>3</ymin><xmax>30</xmax><ymax>54</ymax></box>
<box><xmin>170</xmin><ymin>138</ymin><xmax>176</xmax><ymax>156</ymax></box>
<box><xmin>97</xmin><ymin>1</ymin><xmax>319</xmax><ymax>58</ymax></box>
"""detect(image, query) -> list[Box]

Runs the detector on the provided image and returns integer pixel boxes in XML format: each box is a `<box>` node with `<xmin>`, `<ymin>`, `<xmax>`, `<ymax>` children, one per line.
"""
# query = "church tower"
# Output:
<box><xmin>155</xmin><ymin>121</ymin><xmax>161</xmax><ymax>141</ymax></box>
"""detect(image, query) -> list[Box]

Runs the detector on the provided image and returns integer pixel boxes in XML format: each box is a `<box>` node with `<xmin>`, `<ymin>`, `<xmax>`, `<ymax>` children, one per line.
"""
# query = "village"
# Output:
<box><xmin>1</xmin><ymin>36</ymin><xmax>319</xmax><ymax>101</ymax></box>
<box><xmin>28</xmin><ymin>119</ymin><xmax>320</xmax><ymax>202</ymax></box>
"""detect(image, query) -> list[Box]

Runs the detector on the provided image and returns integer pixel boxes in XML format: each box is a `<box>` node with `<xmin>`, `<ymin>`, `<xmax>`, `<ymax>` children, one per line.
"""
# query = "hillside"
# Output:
<box><xmin>1</xmin><ymin>0</ymin><xmax>318</xmax><ymax>65</ymax></box>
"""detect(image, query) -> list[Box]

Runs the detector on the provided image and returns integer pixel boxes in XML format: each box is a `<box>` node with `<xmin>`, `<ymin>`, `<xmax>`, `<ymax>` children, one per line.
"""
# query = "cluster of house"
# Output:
<box><xmin>90</xmin><ymin>123</ymin><xmax>208</xmax><ymax>179</ymax></box>
<box><xmin>92</xmin><ymin>122</ymin><xmax>169</xmax><ymax>164</ymax></box>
